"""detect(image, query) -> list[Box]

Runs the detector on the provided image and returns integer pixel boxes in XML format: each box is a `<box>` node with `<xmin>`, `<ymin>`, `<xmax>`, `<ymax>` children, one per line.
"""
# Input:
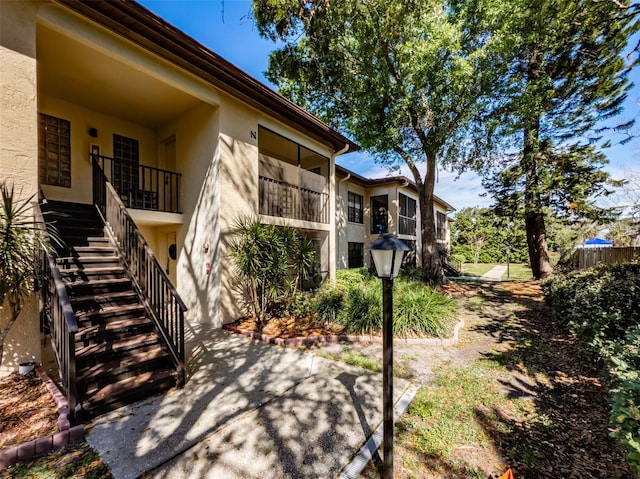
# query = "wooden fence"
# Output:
<box><xmin>571</xmin><ymin>246</ymin><xmax>640</xmax><ymax>270</ymax></box>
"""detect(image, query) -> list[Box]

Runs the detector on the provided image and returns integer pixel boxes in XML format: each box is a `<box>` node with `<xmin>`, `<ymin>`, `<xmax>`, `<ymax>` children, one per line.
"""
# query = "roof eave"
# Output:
<box><xmin>55</xmin><ymin>0</ymin><xmax>359</xmax><ymax>154</ymax></box>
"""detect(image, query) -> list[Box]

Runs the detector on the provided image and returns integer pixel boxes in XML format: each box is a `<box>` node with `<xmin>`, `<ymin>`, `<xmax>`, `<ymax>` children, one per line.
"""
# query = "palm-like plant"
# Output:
<box><xmin>229</xmin><ymin>217</ymin><xmax>317</xmax><ymax>330</ymax></box>
<box><xmin>0</xmin><ymin>183</ymin><xmax>42</xmax><ymax>366</ymax></box>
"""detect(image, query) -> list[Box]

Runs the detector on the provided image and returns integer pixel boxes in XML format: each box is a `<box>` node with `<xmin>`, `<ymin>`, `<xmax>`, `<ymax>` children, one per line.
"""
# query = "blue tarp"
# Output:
<box><xmin>584</xmin><ymin>237</ymin><xmax>613</xmax><ymax>246</ymax></box>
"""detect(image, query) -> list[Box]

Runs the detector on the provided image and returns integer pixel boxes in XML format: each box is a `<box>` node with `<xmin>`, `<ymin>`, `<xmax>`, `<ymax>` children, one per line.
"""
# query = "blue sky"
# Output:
<box><xmin>138</xmin><ymin>0</ymin><xmax>639</xmax><ymax>213</ymax></box>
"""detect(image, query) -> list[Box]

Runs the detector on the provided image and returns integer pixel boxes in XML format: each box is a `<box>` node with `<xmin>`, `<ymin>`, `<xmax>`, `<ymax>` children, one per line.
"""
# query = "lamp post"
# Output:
<box><xmin>367</xmin><ymin>233</ymin><xmax>409</xmax><ymax>479</ymax></box>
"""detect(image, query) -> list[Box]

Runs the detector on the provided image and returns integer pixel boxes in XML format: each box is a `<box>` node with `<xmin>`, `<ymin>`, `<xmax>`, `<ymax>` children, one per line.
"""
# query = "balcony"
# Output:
<box><xmin>259</xmin><ymin>176</ymin><xmax>329</xmax><ymax>224</ymax></box>
<box><xmin>92</xmin><ymin>155</ymin><xmax>181</xmax><ymax>213</ymax></box>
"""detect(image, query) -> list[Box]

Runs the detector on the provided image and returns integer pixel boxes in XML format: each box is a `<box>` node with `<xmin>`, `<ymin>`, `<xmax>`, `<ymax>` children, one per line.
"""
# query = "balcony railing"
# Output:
<box><xmin>92</xmin><ymin>154</ymin><xmax>181</xmax><ymax>213</ymax></box>
<box><xmin>259</xmin><ymin>175</ymin><xmax>329</xmax><ymax>224</ymax></box>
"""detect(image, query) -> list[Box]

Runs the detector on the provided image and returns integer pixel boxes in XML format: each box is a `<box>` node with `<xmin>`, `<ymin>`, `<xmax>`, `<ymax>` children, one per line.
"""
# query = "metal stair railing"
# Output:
<box><xmin>33</xmin><ymin>201</ymin><xmax>79</xmax><ymax>420</ymax></box>
<box><xmin>92</xmin><ymin>158</ymin><xmax>186</xmax><ymax>385</ymax></box>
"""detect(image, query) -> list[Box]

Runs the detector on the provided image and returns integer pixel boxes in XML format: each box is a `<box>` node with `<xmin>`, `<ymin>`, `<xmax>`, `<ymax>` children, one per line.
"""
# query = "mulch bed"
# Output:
<box><xmin>0</xmin><ymin>372</ymin><xmax>59</xmax><ymax>450</ymax></box>
<box><xmin>232</xmin><ymin>315</ymin><xmax>346</xmax><ymax>338</ymax></box>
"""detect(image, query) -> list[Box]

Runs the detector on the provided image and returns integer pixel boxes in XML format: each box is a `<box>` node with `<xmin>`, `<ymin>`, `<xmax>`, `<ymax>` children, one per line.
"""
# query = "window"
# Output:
<box><xmin>38</xmin><ymin>113</ymin><xmax>71</xmax><ymax>187</ymax></box>
<box><xmin>398</xmin><ymin>193</ymin><xmax>417</xmax><ymax>236</ymax></box>
<box><xmin>436</xmin><ymin>211</ymin><xmax>447</xmax><ymax>241</ymax></box>
<box><xmin>348</xmin><ymin>242</ymin><xmax>364</xmax><ymax>268</ymax></box>
<box><xmin>371</xmin><ymin>195</ymin><xmax>388</xmax><ymax>234</ymax></box>
<box><xmin>113</xmin><ymin>134</ymin><xmax>139</xmax><ymax>202</ymax></box>
<box><xmin>347</xmin><ymin>192</ymin><xmax>364</xmax><ymax>223</ymax></box>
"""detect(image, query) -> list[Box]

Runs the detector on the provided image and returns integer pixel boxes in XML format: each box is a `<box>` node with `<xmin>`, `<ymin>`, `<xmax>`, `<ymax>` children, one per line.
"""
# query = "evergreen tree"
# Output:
<box><xmin>476</xmin><ymin>0</ymin><xmax>639</xmax><ymax>278</ymax></box>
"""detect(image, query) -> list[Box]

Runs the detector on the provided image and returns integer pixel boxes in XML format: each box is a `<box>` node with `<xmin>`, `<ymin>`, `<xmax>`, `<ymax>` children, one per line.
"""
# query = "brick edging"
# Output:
<box><xmin>0</xmin><ymin>368</ymin><xmax>85</xmax><ymax>471</ymax></box>
<box><xmin>223</xmin><ymin>319</ymin><xmax>465</xmax><ymax>347</ymax></box>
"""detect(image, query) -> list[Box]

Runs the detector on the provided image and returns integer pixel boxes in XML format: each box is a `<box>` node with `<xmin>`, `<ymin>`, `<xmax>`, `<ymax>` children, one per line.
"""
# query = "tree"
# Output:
<box><xmin>451</xmin><ymin>207</ymin><xmax>528</xmax><ymax>263</ymax></box>
<box><xmin>0</xmin><ymin>183</ymin><xmax>43</xmax><ymax>366</ymax></box>
<box><xmin>253</xmin><ymin>0</ymin><xmax>508</xmax><ymax>282</ymax></box>
<box><xmin>475</xmin><ymin>0</ymin><xmax>639</xmax><ymax>279</ymax></box>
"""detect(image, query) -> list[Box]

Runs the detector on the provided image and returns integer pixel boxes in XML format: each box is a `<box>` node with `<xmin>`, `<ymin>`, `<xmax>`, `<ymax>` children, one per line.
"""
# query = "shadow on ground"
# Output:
<box><xmin>469</xmin><ymin>282</ymin><xmax>632</xmax><ymax>478</ymax></box>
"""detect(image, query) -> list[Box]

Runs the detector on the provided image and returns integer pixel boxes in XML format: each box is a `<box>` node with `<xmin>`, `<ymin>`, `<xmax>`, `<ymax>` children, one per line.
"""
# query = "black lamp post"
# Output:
<box><xmin>367</xmin><ymin>233</ymin><xmax>409</xmax><ymax>479</ymax></box>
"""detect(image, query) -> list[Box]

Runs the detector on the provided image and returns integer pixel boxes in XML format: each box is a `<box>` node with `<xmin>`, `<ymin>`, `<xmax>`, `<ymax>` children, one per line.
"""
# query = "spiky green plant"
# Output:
<box><xmin>229</xmin><ymin>217</ymin><xmax>317</xmax><ymax>330</ymax></box>
<box><xmin>0</xmin><ymin>183</ymin><xmax>43</xmax><ymax>365</ymax></box>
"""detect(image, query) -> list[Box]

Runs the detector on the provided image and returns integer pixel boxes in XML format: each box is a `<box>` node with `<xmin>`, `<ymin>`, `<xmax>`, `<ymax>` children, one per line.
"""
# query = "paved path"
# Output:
<box><xmin>481</xmin><ymin>265</ymin><xmax>507</xmax><ymax>280</ymax></box>
<box><xmin>86</xmin><ymin>328</ymin><xmax>411</xmax><ymax>479</ymax></box>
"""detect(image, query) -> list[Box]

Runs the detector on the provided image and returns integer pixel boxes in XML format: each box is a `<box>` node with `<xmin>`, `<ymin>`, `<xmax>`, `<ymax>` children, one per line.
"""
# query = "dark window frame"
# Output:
<box><xmin>398</xmin><ymin>193</ymin><xmax>417</xmax><ymax>236</ymax></box>
<box><xmin>436</xmin><ymin>211</ymin><xmax>447</xmax><ymax>241</ymax></box>
<box><xmin>113</xmin><ymin>133</ymin><xmax>140</xmax><ymax>201</ymax></box>
<box><xmin>348</xmin><ymin>242</ymin><xmax>365</xmax><ymax>268</ymax></box>
<box><xmin>38</xmin><ymin>113</ymin><xmax>71</xmax><ymax>188</ymax></box>
<box><xmin>347</xmin><ymin>191</ymin><xmax>364</xmax><ymax>224</ymax></box>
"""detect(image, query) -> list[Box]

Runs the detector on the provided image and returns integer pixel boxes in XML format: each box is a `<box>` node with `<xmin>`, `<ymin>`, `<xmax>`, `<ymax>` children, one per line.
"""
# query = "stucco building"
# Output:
<box><xmin>1</xmin><ymin>0</ymin><xmax>454</xmax><ymax>415</ymax></box>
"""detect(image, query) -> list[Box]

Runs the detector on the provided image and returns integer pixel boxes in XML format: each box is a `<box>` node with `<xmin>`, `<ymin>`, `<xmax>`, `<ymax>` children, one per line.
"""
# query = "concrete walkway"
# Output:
<box><xmin>86</xmin><ymin>328</ymin><xmax>411</xmax><ymax>479</ymax></box>
<box><xmin>481</xmin><ymin>265</ymin><xmax>507</xmax><ymax>281</ymax></box>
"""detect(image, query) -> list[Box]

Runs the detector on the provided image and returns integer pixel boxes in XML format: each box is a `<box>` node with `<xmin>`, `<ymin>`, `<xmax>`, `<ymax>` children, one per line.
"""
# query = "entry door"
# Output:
<box><xmin>160</xmin><ymin>135</ymin><xmax>177</xmax><ymax>212</ymax></box>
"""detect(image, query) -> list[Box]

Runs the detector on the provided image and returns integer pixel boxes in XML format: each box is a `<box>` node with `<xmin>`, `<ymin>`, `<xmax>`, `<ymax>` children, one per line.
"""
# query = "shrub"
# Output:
<box><xmin>229</xmin><ymin>217</ymin><xmax>317</xmax><ymax>329</ymax></box>
<box><xmin>315</xmin><ymin>286</ymin><xmax>345</xmax><ymax>324</ymax></box>
<box><xmin>393</xmin><ymin>282</ymin><xmax>458</xmax><ymax>338</ymax></box>
<box><xmin>316</xmin><ymin>270</ymin><xmax>459</xmax><ymax>338</ymax></box>
<box><xmin>542</xmin><ymin>262</ymin><xmax>640</xmax><ymax>360</ymax></box>
<box><xmin>543</xmin><ymin>262</ymin><xmax>640</xmax><ymax>472</ymax></box>
<box><xmin>272</xmin><ymin>291</ymin><xmax>315</xmax><ymax>319</ymax></box>
<box><xmin>608</xmin><ymin>331</ymin><xmax>640</xmax><ymax>477</ymax></box>
<box><xmin>335</xmin><ymin>267</ymin><xmax>372</xmax><ymax>289</ymax></box>
<box><xmin>336</xmin><ymin>283</ymin><xmax>382</xmax><ymax>335</ymax></box>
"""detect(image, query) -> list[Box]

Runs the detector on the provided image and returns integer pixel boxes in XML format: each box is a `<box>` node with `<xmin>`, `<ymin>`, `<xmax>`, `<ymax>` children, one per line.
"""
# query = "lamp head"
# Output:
<box><xmin>366</xmin><ymin>233</ymin><xmax>410</xmax><ymax>279</ymax></box>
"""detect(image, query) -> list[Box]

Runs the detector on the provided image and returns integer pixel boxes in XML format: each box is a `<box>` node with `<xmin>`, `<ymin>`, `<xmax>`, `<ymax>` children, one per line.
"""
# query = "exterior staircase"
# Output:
<box><xmin>40</xmin><ymin>200</ymin><xmax>178</xmax><ymax>419</ymax></box>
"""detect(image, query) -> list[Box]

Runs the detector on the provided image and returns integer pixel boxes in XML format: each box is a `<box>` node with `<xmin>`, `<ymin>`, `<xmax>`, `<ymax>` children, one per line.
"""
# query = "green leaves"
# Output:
<box><xmin>229</xmin><ymin>217</ymin><xmax>318</xmax><ymax>329</ymax></box>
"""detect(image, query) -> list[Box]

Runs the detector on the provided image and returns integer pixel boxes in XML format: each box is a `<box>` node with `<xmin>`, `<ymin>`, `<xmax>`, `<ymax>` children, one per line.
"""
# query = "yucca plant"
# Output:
<box><xmin>0</xmin><ymin>183</ymin><xmax>44</xmax><ymax>366</ymax></box>
<box><xmin>229</xmin><ymin>217</ymin><xmax>317</xmax><ymax>330</ymax></box>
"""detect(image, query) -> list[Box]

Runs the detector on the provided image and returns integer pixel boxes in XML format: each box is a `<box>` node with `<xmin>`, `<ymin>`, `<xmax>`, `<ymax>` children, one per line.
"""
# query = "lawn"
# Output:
<box><xmin>461</xmin><ymin>262</ymin><xmax>532</xmax><ymax>280</ymax></box>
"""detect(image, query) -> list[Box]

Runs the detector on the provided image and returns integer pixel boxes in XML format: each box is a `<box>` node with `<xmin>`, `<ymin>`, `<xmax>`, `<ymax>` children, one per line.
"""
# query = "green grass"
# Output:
<box><xmin>461</xmin><ymin>262</ymin><xmax>533</xmax><ymax>281</ymax></box>
<box><xmin>400</xmin><ymin>362</ymin><xmax>508</xmax><ymax>457</ymax></box>
<box><xmin>9</xmin><ymin>443</ymin><xmax>111</xmax><ymax>479</ymax></box>
<box><xmin>461</xmin><ymin>262</ymin><xmax>497</xmax><ymax>277</ymax></box>
<box><xmin>501</xmin><ymin>263</ymin><xmax>533</xmax><ymax>281</ymax></box>
<box><xmin>318</xmin><ymin>348</ymin><xmax>382</xmax><ymax>372</ymax></box>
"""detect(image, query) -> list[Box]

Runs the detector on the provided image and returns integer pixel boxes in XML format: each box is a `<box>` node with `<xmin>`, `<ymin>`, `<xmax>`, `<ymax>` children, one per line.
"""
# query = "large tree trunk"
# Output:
<box><xmin>525</xmin><ymin>211</ymin><xmax>553</xmax><ymax>279</ymax></box>
<box><xmin>418</xmin><ymin>153</ymin><xmax>443</xmax><ymax>283</ymax></box>
<box><xmin>523</xmin><ymin>119</ymin><xmax>553</xmax><ymax>280</ymax></box>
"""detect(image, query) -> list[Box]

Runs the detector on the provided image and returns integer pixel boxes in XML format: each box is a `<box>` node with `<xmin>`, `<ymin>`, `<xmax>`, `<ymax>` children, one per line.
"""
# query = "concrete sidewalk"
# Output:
<box><xmin>86</xmin><ymin>328</ymin><xmax>411</xmax><ymax>479</ymax></box>
<box><xmin>481</xmin><ymin>265</ymin><xmax>507</xmax><ymax>280</ymax></box>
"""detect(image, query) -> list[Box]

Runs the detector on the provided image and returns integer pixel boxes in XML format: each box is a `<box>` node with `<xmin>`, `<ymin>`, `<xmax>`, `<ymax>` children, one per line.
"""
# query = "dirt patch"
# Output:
<box><xmin>0</xmin><ymin>372</ymin><xmax>59</xmax><ymax>450</ymax></box>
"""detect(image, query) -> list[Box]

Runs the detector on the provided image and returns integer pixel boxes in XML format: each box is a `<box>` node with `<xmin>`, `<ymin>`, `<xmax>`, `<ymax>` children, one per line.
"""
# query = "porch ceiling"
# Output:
<box><xmin>37</xmin><ymin>25</ymin><xmax>201</xmax><ymax>128</ymax></box>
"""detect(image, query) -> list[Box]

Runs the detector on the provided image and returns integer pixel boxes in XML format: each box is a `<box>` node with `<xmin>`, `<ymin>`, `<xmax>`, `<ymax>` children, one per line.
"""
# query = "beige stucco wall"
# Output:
<box><xmin>1</xmin><ymin>0</ymin><xmax>39</xmax><ymax>193</ymax></box>
<box><xmin>336</xmin><ymin>179</ymin><xmax>368</xmax><ymax>269</ymax></box>
<box><xmin>39</xmin><ymin>95</ymin><xmax>159</xmax><ymax>204</ymax></box>
<box><xmin>0</xmin><ymin>1</ymin><xmax>42</xmax><ymax>374</ymax></box>
<box><xmin>0</xmin><ymin>297</ymin><xmax>40</xmax><ymax>377</ymax></box>
<box><xmin>173</xmin><ymin>102</ymin><xmax>222</xmax><ymax>326</ymax></box>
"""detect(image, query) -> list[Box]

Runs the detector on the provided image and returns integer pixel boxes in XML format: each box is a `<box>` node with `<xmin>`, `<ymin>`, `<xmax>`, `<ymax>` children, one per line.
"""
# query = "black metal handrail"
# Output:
<box><xmin>93</xmin><ymin>159</ymin><xmax>186</xmax><ymax>384</ymax></box>
<box><xmin>91</xmin><ymin>154</ymin><xmax>182</xmax><ymax>213</ymax></box>
<box><xmin>259</xmin><ymin>175</ymin><xmax>329</xmax><ymax>224</ymax></box>
<box><xmin>33</xmin><ymin>202</ymin><xmax>79</xmax><ymax>419</ymax></box>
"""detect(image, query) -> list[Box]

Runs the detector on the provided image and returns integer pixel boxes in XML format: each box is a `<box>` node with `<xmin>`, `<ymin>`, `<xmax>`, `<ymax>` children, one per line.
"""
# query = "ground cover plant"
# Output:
<box><xmin>315</xmin><ymin>268</ymin><xmax>459</xmax><ymax>338</ymax></box>
<box><xmin>543</xmin><ymin>262</ymin><xmax>640</xmax><ymax>474</ymax></box>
